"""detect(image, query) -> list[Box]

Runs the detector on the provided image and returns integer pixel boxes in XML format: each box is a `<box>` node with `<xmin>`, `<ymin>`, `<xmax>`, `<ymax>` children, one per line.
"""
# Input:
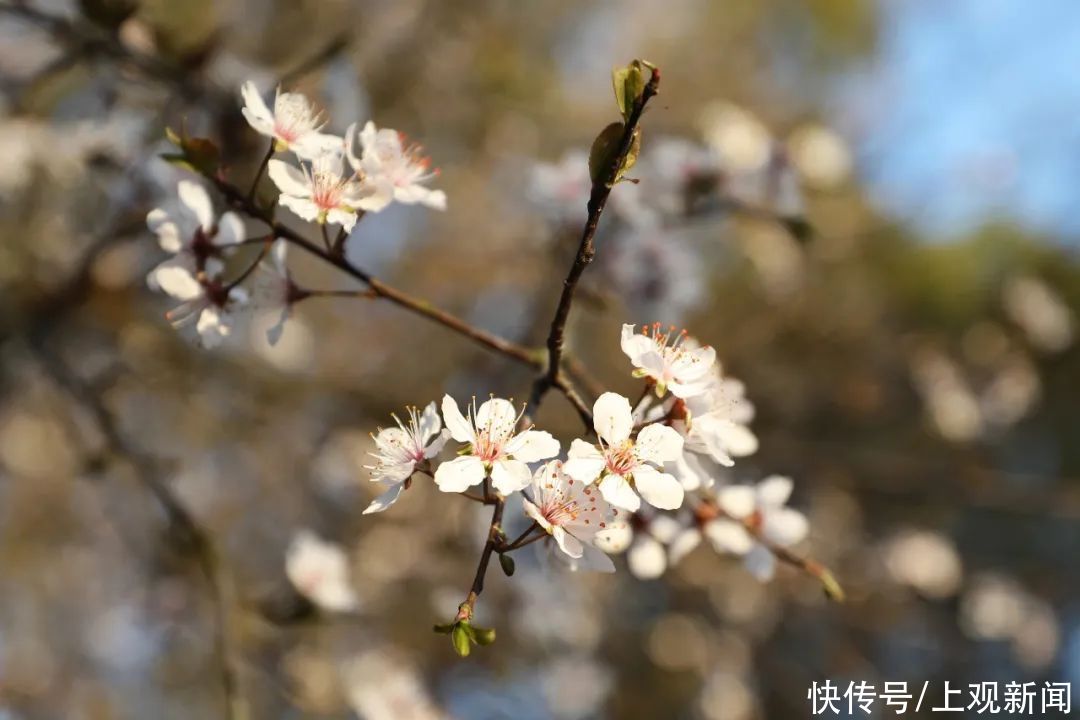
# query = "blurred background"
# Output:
<box><xmin>1</xmin><ymin>0</ymin><xmax>1079</xmax><ymax>717</ymax></box>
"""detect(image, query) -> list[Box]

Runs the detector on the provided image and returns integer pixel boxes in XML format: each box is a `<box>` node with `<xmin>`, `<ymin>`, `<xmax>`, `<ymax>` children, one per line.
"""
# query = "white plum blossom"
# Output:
<box><xmin>345</xmin><ymin>121</ymin><xmax>446</xmax><ymax>211</ymax></box>
<box><xmin>240</xmin><ymin>81</ymin><xmax>342</xmax><ymax>159</ymax></box>
<box><xmin>285</xmin><ymin>530</ymin><xmax>360</xmax><ymax>612</ymax></box>
<box><xmin>592</xmin><ymin>510</ymin><xmax>682</xmax><ymax>579</ymax></box>
<box><xmin>705</xmin><ymin>475</ymin><xmax>808</xmax><ymax>581</ymax></box>
<box><xmin>249</xmin><ymin>239</ymin><xmax>301</xmax><ymax>346</ymax></box>
<box><xmin>154</xmin><ymin>264</ymin><xmax>247</xmax><ymax>348</ymax></box>
<box><xmin>147</xmin><ymin>180</ymin><xmax>243</xmax><ymax>283</ymax></box>
<box><xmin>528</xmin><ymin>150</ymin><xmax>591</xmax><ymax>224</ymax></box>
<box><xmin>681</xmin><ymin>375</ymin><xmax>758</xmax><ymax>465</ymax></box>
<box><xmin>268</xmin><ymin>151</ymin><xmax>389</xmax><ymax>232</ymax></box>
<box><xmin>621</xmin><ymin>323</ymin><xmax>716</xmax><ymax>398</ymax></box>
<box><xmin>522</xmin><ymin>460</ymin><xmax>613</xmax><ymax>570</ymax></box>
<box><xmin>563</xmin><ymin>392</ymin><xmax>685</xmax><ymax>513</ymax></box>
<box><xmin>434</xmin><ymin>395</ymin><xmax>560</xmax><ymax>495</ymax></box>
<box><xmin>341</xmin><ymin>649</ymin><xmax>446</xmax><ymax>720</ymax></box>
<box><xmin>363</xmin><ymin>402</ymin><xmax>450</xmax><ymax>515</ymax></box>
<box><xmin>666</xmin><ymin>371</ymin><xmax>759</xmax><ymax>490</ymax></box>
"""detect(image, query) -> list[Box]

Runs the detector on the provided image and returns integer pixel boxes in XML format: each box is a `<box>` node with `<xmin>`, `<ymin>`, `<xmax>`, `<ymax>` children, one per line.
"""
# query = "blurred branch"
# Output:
<box><xmin>209</xmin><ymin>172</ymin><xmax>544</xmax><ymax>366</ymax></box>
<box><xmin>30</xmin><ymin>343</ymin><xmax>248</xmax><ymax>717</ymax></box>
<box><xmin>448</xmin><ymin>64</ymin><xmax>663</xmax><ymax>644</ymax></box>
<box><xmin>528</xmin><ymin>64</ymin><xmax>661</xmax><ymax>425</ymax></box>
<box><xmin>0</xmin><ymin>1</ymin><xmax>208</xmax><ymax>100</ymax></box>
<box><xmin>700</xmin><ymin>497</ymin><xmax>845</xmax><ymax>602</ymax></box>
<box><xmin>455</xmin><ymin>480</ymin><xmax>506</xmax><ymax>624</ymax></box>
<box><xmin>12</xmin><ymin>217</ymin><xmax>248</xmax><ymax>719</ymax></box>
<box><xmin>276</xmin><ymin>35</ymin><xmax>350</xmax><ymax>87</ymax></box>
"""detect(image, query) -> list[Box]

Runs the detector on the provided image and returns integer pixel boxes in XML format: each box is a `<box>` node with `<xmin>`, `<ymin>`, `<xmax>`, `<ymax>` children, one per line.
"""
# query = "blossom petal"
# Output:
<box><xmin>756</xmin><ymin>475</ymin><xmax>794</xmax><ymax>507</ymax></box>
<box><xmin>593</xmin><ymin>520</ymin><xmax>632</xmax><ymax>553</ymax></box>
<box><xmin>563</xmin><ymin>439</ymin><xmax>605</xmax><ymax>484</ymax></box>
<box><xmin>506</xmin><ymin>429</ymin><xmax>560</xmax><ymax>462</ymax></box>
<box><xmin>214</xmin><ymin>212</ymin><xmax>245</xmax><ymax>249</ymax></box>
<box><xmin>394</xmin><ymin>184</ymin><xmax>447</xmax><ymax>210</ymax></box>
<box><xmin>491</xmin><ymin>458</ymin><xmax>531</xmax><ymax>495</ymax></box>
<box><xmin>344</xmin><ymin>122</ymin><xmax>363</xmax><ymax>170</ymax></box>
<box><xmin>620</xmin><ymin>324</ymin><xmax>654</xmax><ymax>365</ymax></box>
<box><xmin>743</xmin><ymin>543</ymin><xmax>776</xmax><ymax>581</ymax></box>
<box><xmin>704</xmin><ymin>519</ymin><xmax>754</xmax><ymax>555</ymax></box>
<box><xmin>598</xmin><ymin>474</ymin><xmax>640</xmax><ymax>513</ymax></box>
<box><xmin>147</xmin><ymin>208</ymin><xmax>182</xmax><ymax>253</ymax></box>
<box><xmin>326</xmin><ymin>208</ymin><xmax>358</xmax><ymax>231</ymax></box>
<box><xmin>240</xmin><ymin>81</ymin><xmax>274</xmax><ymax>127</ymax></box>
<box><xmin>716</xmin><ymin>485</ymin><xmax>755</xmax><ymax>518</ymax></box>
<box><xmin>362</xmin><ymin>482</ymin><xmax>404</xmax><ymax>514</ymax></box>
<box><xmin>266</xmin><ymin>306</ymin><xmax>290</xmax><ymax>346</ymax></box>
<box><xmin>669</xmin><ymin>344</ymin><xmax>716</xmax><ymax>381</ymax></box>
<box><xmin>440</xmin><ymin>395</ymin><xmax>475</xmax><ymax>443</ymax></box>
<box><xmin>552</xmin><ymin>526</ymin><xmax>584</xmax><ymax>559</ymax></box>
<box><xmin>570</xmin><ymin>543</ymin><xmax>616</xmax><ymax>573</ymax></box>
<box><xmin>433</xmin><ymin>455</ymin><xmax>485</xmax><ymax>492</ymax></box>
<box><xmin>178</xmin><ymin>180</ymin><xmax>214</xmax><ymax>231</ymax></box>
<box><xmin>279</xmin><ymin>195</ymin><xmax>321</xmax><ymax>223</ymax></box>
<box><xmin>761</xmin><ymin>508</ymin><xmax>808</xmax><ymax>547</ymax></box>
<box><xmin>668</xmin><ymin>527</ymin><xmax>702</xmax><ymax>565</ymax></box>
<box><xmin>268</xmin><ymin>159</ymin><xmax>312</xmax><ymax>198</ymax></box>
<box><xmin>196</xmin><ymin>306</ymin><xmax>231</xmax><ymax>347</ymax></box>
<box><xmin>292</xmin><ymin>132</ymin><xmax>345</xmax><ymax>161</ymax></box>
<box><xmin>627</xmin><ymin>536</ymin><xmax>666</xmax><ymax>579</ymax></box>
<box><xmin>154</xmin><ymin>264</ymin><xmax>203</xmax><ymax>301</ymax></box>
<box><xmin>417</xmin><ymin>401</ymin><xmax>443</xmax><ymax>443</ymax></box>
<box><xmin>424</xmin><ymin>430</ymin><xmax>450</xmax><ymax>459</ymax></box>
<box><xmin>355</xmin><ymin>175</ymin><xmax>394</xmax><ymax>213</ymax></box>
<box><xmin>475</xmin><ymin>397</ymin><xmax>518</xmax><ymax>435</ymax></box>
<box><xmin>633</xmin><ymin>423</ymin><xmax>684</xmax><ymax>465</ymax></box>
<box><xmin>632</xmin><ymin>466</ymin><xmax>684</xmax><ymax>510</ymax></box>
<box><xmin>522</xmin><ymin>497</ymin><xmax>553</xmax><ymax>532</ymax></box>
<box><xmin>592</xmin><ymin>392</ymin><xmax>633</xmax><ymax>445</ymax></box>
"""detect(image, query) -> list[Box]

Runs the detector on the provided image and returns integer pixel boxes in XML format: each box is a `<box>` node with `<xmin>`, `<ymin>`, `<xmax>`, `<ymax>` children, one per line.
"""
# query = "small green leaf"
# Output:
<box><xmin>619</xmin><ymin>128</ymin><xmax>641</xmax><ymax>184</ymax></box>
<box><xmin>588</xmin><ymin>122</ymin><xmax>642</xmax><ymax>188</ymax></box>
<box><xmin>471</xmin><ymin>626</ymin><xmax>496</xmax><ymax>646</ymax></box>
<box><xmin>433</xmin><ymin>623</ymin><xmax>455</xmax><ymax>635</ymax></box>
<box><xmin>589</xmin><ymin>122</ymin><xmax>624</xmax><ymax>185</ymax></box>
<box><xmin>451</xmin><ymin>624</ymin><xmax>472</xmax><ymax>657</ymax></box>
<box><xmin>159</xmin><ymin>153</ymin><xmax>196</xmax><ymax>174</ymax></box>
<box><xmin>819</xmin><ymin>568</ymin><xmax>846</xmax><ymax>603</ymax></box>
<box><xmin>612</xmin><ymin>60</ymin><xmax>646</xmax><ymax>121</ymax></box>
<box><xmin>499</xmin><ymin>553</ymin><xmax>515</xmax><ymax>577</ymax></box>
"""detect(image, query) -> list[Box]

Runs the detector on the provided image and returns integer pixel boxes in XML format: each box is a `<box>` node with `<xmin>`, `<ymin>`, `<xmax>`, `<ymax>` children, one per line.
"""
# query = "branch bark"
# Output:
<box><xmin>528</xmin><ymin>66</ymin><xmax>661</xmax><ymax>421</ymax></box>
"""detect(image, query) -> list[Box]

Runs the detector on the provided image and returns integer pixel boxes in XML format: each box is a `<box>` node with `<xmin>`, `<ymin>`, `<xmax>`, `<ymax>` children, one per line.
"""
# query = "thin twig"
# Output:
<box><xmin>276</xmin><ymin>35</ymin><xmax>350</xmax><ymax>88</ymax></box>
<box><xmin>28</xmin><ymin>343</ymin><xmax>247</xmax><ymax>717</ymax></box>
<box><xmin>209</xmin><ymin>172</ymin><xmax>541</xmax><ymax>367</ymax></box>
<box><xmin>528</xmin><ymin>66</ymin><xmax>661</xmax><ymax>423</ymax></box>
<box><xmin>701</xmin><ymin>498</ymin><xmax>844</xmax><ymax>602</ymax></box>
<box><xmin>456</xmin><ymin>486</ymin><xmax>506</xmax><ymax>622</ymax></box>
<box><xmin>246</xmin><ymin>141</ymin><xmax>275</xmax><ymax>203</ymax></box>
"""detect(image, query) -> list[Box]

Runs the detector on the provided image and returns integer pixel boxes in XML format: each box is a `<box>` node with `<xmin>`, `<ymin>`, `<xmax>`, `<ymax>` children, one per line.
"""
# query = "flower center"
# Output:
<box><xmin>544</xmin><ymin>498</ymin><xmax>581</xmax><ymax>526</ymax></box>
<box><xmin>604</xmin><ymin>441</ymin><xmax>638</xmax><ymax>476</ymax></box>
<box><xmin>390</xmin><ymin>132</ymin><xmax>438</xmax><ymax>187</ymax></box>
<box><xmin>274</xmin><ymin>94</ymin><xmax>319</xmax><ymax>143</ymax></box>
<box><xmin>311</xmin><ymin>171</ymin><xmax>346</xmax><ymax>211</ymax></box>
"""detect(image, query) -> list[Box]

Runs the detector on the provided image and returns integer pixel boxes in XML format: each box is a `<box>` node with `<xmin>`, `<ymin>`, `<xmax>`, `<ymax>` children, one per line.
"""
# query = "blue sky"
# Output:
<box><xmin>838</xmin><ymin>0</ymin><xmax>1080</xmax><ymax>241</ymax></box>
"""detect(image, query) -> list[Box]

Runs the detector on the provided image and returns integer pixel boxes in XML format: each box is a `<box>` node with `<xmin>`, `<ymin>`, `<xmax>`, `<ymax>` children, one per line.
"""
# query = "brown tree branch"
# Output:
<box><xmin>528</xmin><ymin>66</ymin><xmax>661</xmax><ymax>421</ymax></box>
<box><xmin>208</xmin><ymin>173</ymin><xmax>541</xmax><ymax>367</ymax></box>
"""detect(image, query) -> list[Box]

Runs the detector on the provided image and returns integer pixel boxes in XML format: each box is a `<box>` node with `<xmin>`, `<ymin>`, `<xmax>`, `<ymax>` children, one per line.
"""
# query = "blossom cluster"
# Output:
<box><xmin>361</xmin><ymin>322</ymin><xmax>809</xmax><ymax>581</ymax></box>
<box><xmin>146</xmin><ymin>83</ymin><xmax>445</xmax><ymax>347</ymax></box>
